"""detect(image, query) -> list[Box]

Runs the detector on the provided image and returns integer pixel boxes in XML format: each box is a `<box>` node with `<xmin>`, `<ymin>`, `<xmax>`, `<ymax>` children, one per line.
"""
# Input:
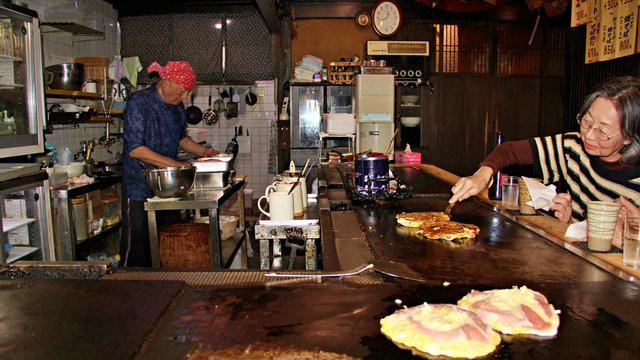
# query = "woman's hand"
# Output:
<box><xmin>550</xmin><ymin>193</ymin><xmax>572</xmax><ymax>223</ymax></box>
<box><xmin>612</xmin><ymin>196</ymin><xmax>640</xmax><ymax>248</ymax></box>
<box><xmin>449</xmin><ymin>166</ymin><xmax>493</xmax><ymax>204</ymax></box>
<box><xmin>615</xmin><ymin>196</ymin><xmax>640</xmax><ymax>219</ymax></box>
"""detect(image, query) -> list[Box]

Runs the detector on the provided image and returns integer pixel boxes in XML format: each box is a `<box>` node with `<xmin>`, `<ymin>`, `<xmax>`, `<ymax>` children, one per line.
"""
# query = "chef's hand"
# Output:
<box><xmin>203</xmin><ymin>147</ymin><xmax>219</xmax><ymax>157</ymax></box>
<box><xmin>549</xmin><ymin>193</ymin><xmax>572</xmax><ymax>223</ymax></box>
<box><xmin>449</xmin><ymin>166</ymin><xmax>493</xmax><ymax>204</ymax></box>
<box><xmin>612</xmin><ymin>196</ymin><xmax>640</xmax><ymax>248</ymax></box>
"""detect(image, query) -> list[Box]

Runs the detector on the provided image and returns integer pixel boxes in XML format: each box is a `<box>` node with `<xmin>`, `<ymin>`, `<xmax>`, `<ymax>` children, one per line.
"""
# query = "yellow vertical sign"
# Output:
<box><xmin>584</xmin><ymin>0</ymin><xmax>638</xmax><ymax>63</ymax></box>
<box><xmin>572</xmin><ymin>0</ymin><xmax>592</xmax><ymax>26</ymax></box>
<box><xmin>585</xmin><ymin>21</ymin><xmax>600</xmax><ymax>63</ymax></box>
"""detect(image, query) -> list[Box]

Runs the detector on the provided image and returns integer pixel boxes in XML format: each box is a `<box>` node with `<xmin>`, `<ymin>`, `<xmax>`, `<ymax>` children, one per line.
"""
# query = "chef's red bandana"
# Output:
<box><xmin>147</xmin><ymin>61</ymin><xmax>196</xmax><ymax>91</ymax></box>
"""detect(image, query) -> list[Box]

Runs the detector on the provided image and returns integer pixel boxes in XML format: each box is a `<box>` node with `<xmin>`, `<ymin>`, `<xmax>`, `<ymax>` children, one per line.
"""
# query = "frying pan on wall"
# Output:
<box><xmin>245</xmin><ymin>87</ymin><xmax>258</xmax><ymax>106</ymax></box>
<box><xmin>185</xmin><ymin>93</ymin><xmax>202</xmax><ymax>125</ymax></box>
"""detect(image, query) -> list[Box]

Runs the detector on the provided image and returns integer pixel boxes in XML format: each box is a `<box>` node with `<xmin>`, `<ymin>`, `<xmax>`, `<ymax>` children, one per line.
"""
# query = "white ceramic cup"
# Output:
<box><xmin>266</xmin><ymin>181</ymin><xmax>303</xmax><ymax>216</ymax></box>
<box><xmin>280</xmin><ymin>174</ymin><xmax>308</xmax><ymax>209</ymax></box>
<box><xmin>258</xmin><ymin>191</ymin><xmax>294</xmax><ymax>221</ymax></box>
<box><xmin>586</xmin><ymin>200</ymin><xmax>621</xmax><ymax>251</ymax></box>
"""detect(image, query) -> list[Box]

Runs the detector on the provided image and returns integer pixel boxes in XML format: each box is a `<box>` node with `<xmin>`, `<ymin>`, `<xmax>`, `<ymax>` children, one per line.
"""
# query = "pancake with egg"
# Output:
<box><xmin>380</xmin><ymin>303</ymin><xmax>501</xmax><ymax>359</ymax></box>
<box><xmin>458</xmin><ymin>286</ymin><xmax>560</xmax><ymax>337</ymax></box>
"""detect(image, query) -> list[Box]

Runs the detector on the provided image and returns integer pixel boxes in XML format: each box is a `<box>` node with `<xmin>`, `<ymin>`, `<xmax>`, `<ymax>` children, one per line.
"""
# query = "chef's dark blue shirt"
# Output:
<box><xmin>122</xmin><ymin>84</ymin><xmax>186</xmax><ymax>201</ymax></box>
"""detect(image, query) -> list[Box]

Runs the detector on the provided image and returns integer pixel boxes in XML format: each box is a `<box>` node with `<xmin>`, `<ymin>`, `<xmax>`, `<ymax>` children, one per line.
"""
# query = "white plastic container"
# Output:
<box><xmin>61</xmin><ymin>147</ymin><xmax>73</xmax><ymax>165</ymax></box>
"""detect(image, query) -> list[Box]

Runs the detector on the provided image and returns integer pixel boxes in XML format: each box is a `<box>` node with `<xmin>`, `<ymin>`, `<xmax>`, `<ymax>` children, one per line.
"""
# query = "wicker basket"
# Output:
<box><xmin>159</xmin><ymin>223</ymin><xmax>210</xmax><ymax>268</ymax></box>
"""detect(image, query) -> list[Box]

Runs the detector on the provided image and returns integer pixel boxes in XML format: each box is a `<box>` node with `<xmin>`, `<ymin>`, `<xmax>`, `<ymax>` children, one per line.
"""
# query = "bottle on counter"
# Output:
<box><xmin>488</xmin><ymin>132</ymin><xmax>505</xmax><ymax>200</ymax></box>
<box><xmin>61</xmin><ymin>147</ymin><xmax>73</xmax><ymax>165</ymax></box>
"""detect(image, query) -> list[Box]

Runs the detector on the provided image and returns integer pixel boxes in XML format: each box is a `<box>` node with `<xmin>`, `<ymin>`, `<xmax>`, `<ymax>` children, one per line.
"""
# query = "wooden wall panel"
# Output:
<box><xmin>291</xmin><ymin>19</ymin><xmax>378</xmax><ymax>68</ymax></box>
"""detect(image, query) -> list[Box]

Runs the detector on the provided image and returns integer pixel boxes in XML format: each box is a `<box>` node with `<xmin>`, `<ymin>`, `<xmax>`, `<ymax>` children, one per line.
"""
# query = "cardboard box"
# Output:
<box><xmin>395</xmin><ymin>151</ymin><xmax>421</xmax><ymax>164</ymax></box>
<box><xmin>8</xmin><ymin>226</ymin><xmax>29</xmax><ymax>245</ymax></box>
<box><xmin>4</xmin><ymin>199</ymin><xmax>26</xmax><ymax>218</ymax></box>
<box><xmin>403</xmin><ymin>152</ymin><xmax>422</xmax><ymax>164</ymax></box>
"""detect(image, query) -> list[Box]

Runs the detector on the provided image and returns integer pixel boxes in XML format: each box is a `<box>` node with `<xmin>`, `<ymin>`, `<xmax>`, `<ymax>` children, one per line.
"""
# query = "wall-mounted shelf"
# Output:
<box><xmin>42</xmin><ymin>22</ymin><xmax>104</xmax><ymax>35</ymax></box>
<box><xmin>41</xmin><ymin>23</ymin><xmax>105</xmax><ymax>44</ymax></box>
<box><xmin>45</xmin><ymin>88</ymin><xmax>102</xmax><ymax>99</ymax></box>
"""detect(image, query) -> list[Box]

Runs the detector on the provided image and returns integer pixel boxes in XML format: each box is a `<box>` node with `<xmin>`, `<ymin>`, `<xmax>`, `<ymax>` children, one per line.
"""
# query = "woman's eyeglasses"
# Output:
<box><xmin>576</xmin><ymin>113</ymin><xmax>621</xmax><ymax>141</ymax></box>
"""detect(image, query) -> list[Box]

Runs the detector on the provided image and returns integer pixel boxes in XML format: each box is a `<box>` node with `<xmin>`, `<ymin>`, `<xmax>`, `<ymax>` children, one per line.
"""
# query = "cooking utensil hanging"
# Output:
<box><xmin>245</xmin><ymin>87</ymin><xmax>258</xmax><ymax>106</ymax></box>
<box><xmin>185</xmin><ymin>92</ymin><xmax>202</xmax><ymax>125</ymax></box>
<box><xmin>226</xmin><ymin>87</ymin><xmax>238</xmax><ymax>118</ymax></box>
<box><xmin>213</xmin><ymin>88</ymin><xmax>226</xmax><ymax>113</ymax></box>
<box><xmin>203</xmin><ymin>89</ymin><xmax>218</xmax><ymax>126</ymax></box>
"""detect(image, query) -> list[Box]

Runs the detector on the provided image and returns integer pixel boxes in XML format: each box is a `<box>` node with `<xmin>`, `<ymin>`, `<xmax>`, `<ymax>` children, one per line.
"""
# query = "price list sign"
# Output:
<box><xmin>579</xmin><ymin>0</ymin><xmax>638</xmax><ymax>63</ymax></box>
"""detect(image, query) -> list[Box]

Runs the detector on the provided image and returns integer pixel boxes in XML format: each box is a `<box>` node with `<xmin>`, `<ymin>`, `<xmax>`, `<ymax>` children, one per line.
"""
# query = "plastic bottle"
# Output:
<box><xmin>488</xmin><ymin>132</ymin><xmax>504</xmax><ymax>200</ymax></box>
<box><xmin>61</xmin><ymin>147</ymin><xmax>73</xmax><ymax>165</ymax></box>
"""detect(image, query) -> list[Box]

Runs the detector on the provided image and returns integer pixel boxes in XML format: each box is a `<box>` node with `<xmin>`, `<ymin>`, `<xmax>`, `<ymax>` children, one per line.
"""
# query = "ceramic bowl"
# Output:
<box><xmin>401</xmin><ymin>95</ymin><xmax>419</xmax><ymax>105</ymax></box>
<box><xmin>400</xmin><ymin>117</ymin><xmax>421</xmax><ymax>127</ymax></box>
<box><xmin>220</xmin><ymin>215</ymin><xmax>239</xmax><ymax>240</ymax></box>
<box><xmin>56</xmin><ymin>162</ymin><xmax>85</xmax><ymax>178</ymax></box>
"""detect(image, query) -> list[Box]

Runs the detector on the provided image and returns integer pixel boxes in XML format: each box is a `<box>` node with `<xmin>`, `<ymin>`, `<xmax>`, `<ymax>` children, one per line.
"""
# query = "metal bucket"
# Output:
<box><xmin>355</xmin><ymin>153</ymin><xmax>389</xmax><ymax>190</ymax></box>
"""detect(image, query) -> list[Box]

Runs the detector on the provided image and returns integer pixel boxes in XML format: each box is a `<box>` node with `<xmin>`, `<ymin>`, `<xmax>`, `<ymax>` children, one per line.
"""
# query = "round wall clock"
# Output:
<box><xmin>355</xmin><ymin>10</ymin><xmax>371</xmax><ymax>28</ymax></box>
<box><xmin>372</xmin><ymin>0</ymin><xmax>403</xmax><ymax>37</ymax></box>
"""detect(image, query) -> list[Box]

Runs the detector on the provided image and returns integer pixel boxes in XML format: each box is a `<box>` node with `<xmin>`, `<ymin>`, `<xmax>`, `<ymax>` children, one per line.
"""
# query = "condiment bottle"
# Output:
<box><xmin>488</xmin><ymin>132</ymin><xmax>504</xmax><ymax>200</ymax></box>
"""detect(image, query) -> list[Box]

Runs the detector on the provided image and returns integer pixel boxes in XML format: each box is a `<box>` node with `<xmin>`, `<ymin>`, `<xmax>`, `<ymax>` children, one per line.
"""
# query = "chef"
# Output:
<box><xmin>449</xmin><ymin>76</ymin><xmax>640</xmax><ymax>234</ymax></box>
<box><xmin>120</xmin><ymin>60</ymin><xmax>219</xmax><ymax>267</ymax></box>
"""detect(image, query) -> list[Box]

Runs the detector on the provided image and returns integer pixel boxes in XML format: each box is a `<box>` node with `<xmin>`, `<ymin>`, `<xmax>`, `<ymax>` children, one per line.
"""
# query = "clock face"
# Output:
<box><xmin>355</xmin><ymin>11</ymin><xmax>370</xmax><ymax>28</ymax></box>
<box><xmin>372</xmin><ymin>0</ymin><xmax>402</xmax><ymax>37</ymax></box>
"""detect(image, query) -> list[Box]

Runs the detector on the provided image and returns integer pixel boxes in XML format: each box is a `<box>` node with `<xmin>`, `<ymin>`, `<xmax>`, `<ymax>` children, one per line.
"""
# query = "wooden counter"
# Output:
<box><xmin>412</xmin><ymin>164</ymin><xmax>640</xmax><ymax>280</ymax></box>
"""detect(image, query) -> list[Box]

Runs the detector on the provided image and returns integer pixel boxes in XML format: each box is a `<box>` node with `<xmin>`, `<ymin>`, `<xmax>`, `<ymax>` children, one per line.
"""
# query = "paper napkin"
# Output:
<box><xmin>523</xmin><ymin>176</ymin><xmax>557</xmax><ymax>211</ymax></box>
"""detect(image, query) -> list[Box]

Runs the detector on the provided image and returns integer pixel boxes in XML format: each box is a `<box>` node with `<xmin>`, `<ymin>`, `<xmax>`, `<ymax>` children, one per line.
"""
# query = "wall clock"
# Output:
<box><xmin>355</xmin><ymin>10</ymin><xmax>371</xmax><ymax>28</ymax></box>
<box><xmin>372</xmin><ymin>0</ymin><xmax>403</xmax><ymax>37</ymax></box>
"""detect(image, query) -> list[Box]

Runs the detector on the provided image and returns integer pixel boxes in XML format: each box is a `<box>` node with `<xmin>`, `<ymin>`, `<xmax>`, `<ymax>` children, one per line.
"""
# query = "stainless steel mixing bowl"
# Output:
<box><xmin>144</xmin><ymin>166</ymin><xmax>196</xmax><ymax>198</ymax></box>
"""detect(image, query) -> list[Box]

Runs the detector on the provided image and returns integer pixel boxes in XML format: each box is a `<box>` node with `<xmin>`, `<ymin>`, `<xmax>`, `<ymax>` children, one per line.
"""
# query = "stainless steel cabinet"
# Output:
<box><xmin>0</xmin><ymin>1</ymin><xmax>46</xmax><ymax>158</ymax></box>
<box><xmin>50</xmin><ymin>176</ymin><xmax>121</xmax><ymax>261</ymax></box>
<box><xmin>0</xmin><ymin>172</ymin><xmax>54</xmax><ymax>263</ymax></box>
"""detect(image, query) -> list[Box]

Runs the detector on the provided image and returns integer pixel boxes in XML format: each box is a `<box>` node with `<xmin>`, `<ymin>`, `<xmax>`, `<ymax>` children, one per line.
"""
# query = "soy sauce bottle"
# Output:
<box><xmin>488</xmin><ymin>132</ymin><xmax>504</xmax><ymax>200</ymax></box>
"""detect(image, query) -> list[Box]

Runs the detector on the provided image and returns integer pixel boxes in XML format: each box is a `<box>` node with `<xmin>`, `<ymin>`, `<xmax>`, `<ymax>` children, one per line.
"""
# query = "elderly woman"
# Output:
<box><xmin>449</xmin><ymin>76</ymin><xmax>640</xmax><ymax>226</ymax></box>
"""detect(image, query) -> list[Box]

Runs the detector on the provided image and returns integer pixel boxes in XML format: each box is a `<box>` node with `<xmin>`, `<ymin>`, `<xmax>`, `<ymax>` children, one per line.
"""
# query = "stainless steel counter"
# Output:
<box><xmin>144</xmin><ymin>180</ymin><xmax>245</xmax><ymax>268</ymax></box>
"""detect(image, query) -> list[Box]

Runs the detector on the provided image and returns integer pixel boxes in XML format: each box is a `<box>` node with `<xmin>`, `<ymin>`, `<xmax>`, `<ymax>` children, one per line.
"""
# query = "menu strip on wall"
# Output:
<box><xmin>579</xmin><ymin>0</ymin><xmax>638</xmax><ymax>63</ymax></box>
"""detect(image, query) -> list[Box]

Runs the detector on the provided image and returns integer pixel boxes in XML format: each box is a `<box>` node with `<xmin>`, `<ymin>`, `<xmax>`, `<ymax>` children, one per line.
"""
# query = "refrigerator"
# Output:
<box><xmin>0</xmin><ymin>0</ymin><xmax>46</xmax><ymax>158</ymax></box>
<box><xmin>290</xmin><ymin>83</ymin><xmax>353</xmax><ymax>155</ymax></box>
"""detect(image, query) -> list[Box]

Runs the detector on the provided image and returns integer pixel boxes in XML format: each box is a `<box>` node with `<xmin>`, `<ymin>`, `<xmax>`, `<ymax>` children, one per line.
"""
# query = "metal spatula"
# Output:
<box><xmin>370</xmin><ymin>260</ymin><xmax>425</xmax><ymax>282</ymax></box>
<box><xmin>444</xmin><ymin>202</ymin><xmax>455</xmax><ymax>217</ymax></box>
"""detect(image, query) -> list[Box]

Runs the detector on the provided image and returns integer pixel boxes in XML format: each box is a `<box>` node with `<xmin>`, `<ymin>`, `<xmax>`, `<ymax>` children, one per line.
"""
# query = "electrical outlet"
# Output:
<box><xmin>258</xmin><ymin>87</ymin><xmax>265</xmax><ymax>97</ymax></box>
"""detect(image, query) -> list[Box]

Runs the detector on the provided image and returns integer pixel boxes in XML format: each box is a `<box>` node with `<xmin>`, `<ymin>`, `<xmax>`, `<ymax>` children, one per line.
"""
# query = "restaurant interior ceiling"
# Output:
<box><xmin>103</xmin><ymin>0</ymin><xmax>547</xmax><ymax>24</ymax></box>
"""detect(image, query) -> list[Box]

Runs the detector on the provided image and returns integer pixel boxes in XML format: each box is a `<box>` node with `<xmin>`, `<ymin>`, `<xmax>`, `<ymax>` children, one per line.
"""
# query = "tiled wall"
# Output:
<box><xmin>185</xmin><ymin>80</ymin><xmax>278</xmax><ymax>199</ymax></box>
<box><xmin>21</xmin><ymin>0</ymin><xmax>278</xmax><ymax>200</ymax></box>
<box><xmin>24</xmin><ymin>0</ymin><xmax>120</xmax><ymax>162</ymax></box>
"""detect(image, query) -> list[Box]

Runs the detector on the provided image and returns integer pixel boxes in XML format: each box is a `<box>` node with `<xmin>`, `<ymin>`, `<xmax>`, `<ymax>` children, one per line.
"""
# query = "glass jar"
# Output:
<box><xmin>102</xmin><ymin>197</ymin><xmax>120</xmax><ymax>226</ymax></box>
<box><xmin>71</xmin><ymin>195</ymin><xmax>88</xmax><ymax>241</ymax></box>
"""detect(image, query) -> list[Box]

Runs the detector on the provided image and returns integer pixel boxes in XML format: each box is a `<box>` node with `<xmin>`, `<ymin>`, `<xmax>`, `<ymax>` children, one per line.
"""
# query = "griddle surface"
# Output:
<box><xmin>138</xmin><ymin>282</ymin><xmax>640</xmax><ymax>359</ymax></box>
<box><xmin>0</xmin><ymin>279</ymin><xmax>183</xmax><ymax>360</ymax></box>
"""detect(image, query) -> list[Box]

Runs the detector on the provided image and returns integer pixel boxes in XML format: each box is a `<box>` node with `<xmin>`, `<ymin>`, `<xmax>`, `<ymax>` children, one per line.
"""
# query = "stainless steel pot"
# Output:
<box><xmin>44</xmin><ymin>63</ymin><xmax>85</xmax><ymax>91</ymax></box>
<box><xmin>144</xmin><ymin>166</ymin><xmax>196</xmax><ymax>198</ymax></box>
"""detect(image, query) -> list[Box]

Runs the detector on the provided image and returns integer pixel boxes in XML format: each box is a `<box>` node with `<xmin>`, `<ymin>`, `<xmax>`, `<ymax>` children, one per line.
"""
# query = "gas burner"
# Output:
<box><xmin>341</xmin><ymin>169</ymin><xmax>412</xmax><ymax>202</ymax></box>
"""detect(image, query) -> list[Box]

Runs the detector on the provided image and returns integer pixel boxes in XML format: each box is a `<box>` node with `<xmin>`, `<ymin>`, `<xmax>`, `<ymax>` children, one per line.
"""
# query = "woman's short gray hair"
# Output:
<box><xmin>578</xmin><ymin>76</ymin><xmax>640</xmax><ymax>165</ymax></box>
